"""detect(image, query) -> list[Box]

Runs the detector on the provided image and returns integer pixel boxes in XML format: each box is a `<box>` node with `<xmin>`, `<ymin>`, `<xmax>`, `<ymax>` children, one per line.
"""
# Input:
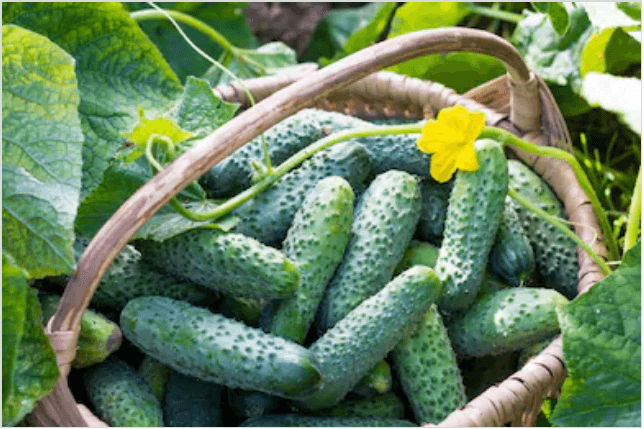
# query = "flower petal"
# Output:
<box><xmin>463</xmin><ymin>111</ymin><xmax>486</xmax><ymax>143</ymax></box>
<box><xmin>455</xmin><ymin>142</ymin><xmax>479</xmax><ymax>172</ymax></box>
<box><xmin>430</xmin><ymin>150</ymin><xmax>458</xmax><ymax>183</ymax></box>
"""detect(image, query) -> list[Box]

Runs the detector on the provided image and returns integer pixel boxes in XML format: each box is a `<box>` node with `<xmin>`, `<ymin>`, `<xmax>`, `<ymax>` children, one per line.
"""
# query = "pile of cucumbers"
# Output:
<box><xmin>56</xmin><ymin>108</ymin><xmax>579</xmax><ymax>427</ymax></box>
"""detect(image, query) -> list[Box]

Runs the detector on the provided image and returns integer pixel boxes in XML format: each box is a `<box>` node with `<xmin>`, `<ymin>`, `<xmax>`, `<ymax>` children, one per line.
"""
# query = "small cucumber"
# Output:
<box><xmin>267</xmin><ymin>176</ymin><xmax>355</xmax><ymax>343</ymax></box>
<box><xmin>415</xmin><ymin>176</ymin><xmax>453</xmax><ymax>245</ymax></box>
<box><xmin>232</xmin><ymin>141</ymin><xmax>372</xmax><ymax>246</ymax></box>
<box><xmin>350</xmin><ymin>359</ymin><xmax>393</xmax><ymax>398</ymax></box>
<box><xmin>163</xmin><ymin>369</ymin><xmax>224</xmax><ymax>427</ymax></box>
<box><xmin>120</xmin><ymin>296</ymin><xmax>323</xmax><ymax>400</ymax></box>
<box><xmin>435</xmin><ymin>138</ymin><xmax>508</xmax><ymax>316</ymax></box>
<box><xmin>507</xmin><ymin>159</ymin><xmax>579</xmax><ymax>299</ymax></box>
<box><xmin>298</xmin><ymin>266</ymin><xmax>443</xmax><ymax>411</ymax></box>
<box><xmin>391</xmin><ymin>303</ymin><xmax>466</xmax><ymax>424</ymax></box>
<box><xmin>82</xmin><ymin>356</ymin><xmax>163</xmax><ymax>427</ymax></box>
<box><xmin>40</xmin><ymin>293</ymin><xmax>122</xmax><ymax>368</ymax></box>
<box><xmin>394</xmin><ymin>240</ymin><xmax>440</xmax><ymax>275</ymax></box>
<box><xmin>317</xmin><ymin>170</ymin><xmax>422</xmax><ymax>331</ymax></box>
<box><xmin>318</xmin><ymin>392</ymin><xmax>406</xmax><ymax>419</ymax></box>
<box><xmin>137</xmin><ymin>355</ymin><xmax>170</xmax><ymax>402</ymax></box>
<box><xmin>447</xmin><ymin>287</ymin><xmax>569</xmax><ymax>358</ymax></box>
<box><xmin>72</xmin><ymin>237</ymin><xmax>215</xmax><ymax>312</ymax></box>
<box><xmin>136</xmin><ymin>229</ymin><xmax>300</xmax><ymax>299</ymax></box>
<box><xmin>240</xmin><ymin>414</ymin><xmax>417</xmax><ymax>427</ymax></box>
<box><xmin>200</xmin><ymin>109</ymin><xmax>327</xmax><ymax>198</ymax></box>
<box><xmin>488</xmin><ymin>197</ymin><xmax>535</xmax><ymax>286</ymax></box>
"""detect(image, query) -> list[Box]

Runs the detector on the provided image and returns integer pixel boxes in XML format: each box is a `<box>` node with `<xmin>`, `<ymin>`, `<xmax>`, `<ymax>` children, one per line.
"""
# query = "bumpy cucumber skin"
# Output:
<box><xmin>317</xmin><ymin>170</ymin><xmax>422</xmax><ymax>331</ymax></box>
<box><xmin>447</xmin><ymin>287</ymin><xmax>569</xmax><ymax>358</ymax></box>
<box><xmin>232</xmin><ymin>141</ymin><xmax>372</xmax><ymax>246</ymax></box>
<box><xmin>201</xmin><ymin>109</ymin><xmax>327</xmax><ymax>198</ymax></box>
<box><xmin>163</xmin><ymin>369</ymin><xmax>224</xmax><ymax>427</ymax></box>
<box><xmin>298</xmin><ymin>266</ymin><xmax>443</xmax><ymax>411</ymax></box>
<box><xmin>240</xmin><ymin>414</ymin><xmax>417</xmax><ymax>427</ymax></box>
<box><xmin>40</xmin><ymin>294</ymin><xmax>122</xmax><ymax>368</ymax></box>
<box><xmin>120</xmin><ymin>296</ymin><xmax>322</xmax><ymax>400</ymax></box>
<box><xmin>415</xmin><ymin>176</ymin><xmax>453</xmax><ymax>245</ymax></box>
<box><xmin>317</xmin><ymin>392</ymin><xmax>406</xmax><ymax>419</ymax></box>
<box><xmin>435</xmin><ymin>139</ymin><xmax>509</xmax><ymax>316</ymax></box>
<box><xmin>488</xmin><ymin>198</ymin><xmax>535</xmax><ymax>286</ymax></box>
<box><xmin>136</xmin><ymin>229</ymin><xmax>300</xmax><ymax>299</ymax></box>
<box><xmin>72</xmin><ymin>238</ymin><xmax>214</xmax><ymax>312</ymax></box>
<box><xmin>82</xmin><ymin>356</ymin><xmax>163</xmax><ymax>427</ymax></box>
<box><xmin>268</xmin><ymin>176</ymin><xmax>355</xmax><ymax>343</ymax></box>
<box><xmin>391</xmin><ymin>304</ymin><xmax>466</xmax><ymax>424</ymax></box>
<box><xmin>507</xmin><ymin>160</ymin><xmax>579</xmax><ymax>299</ymax></box>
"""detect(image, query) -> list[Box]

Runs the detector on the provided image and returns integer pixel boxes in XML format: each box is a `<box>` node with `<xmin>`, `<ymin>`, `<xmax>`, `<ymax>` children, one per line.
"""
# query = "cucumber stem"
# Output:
<box><xmin>623</xmin><ymin>165</ymin><xmax>641</xmax><ymax>253</ymax></box>
<box><xmin>480</xmin><ymin>127</ymin><xmax>621</xmax><ymax>262</ymax></box>
<box><xmin>468</xmin><ymin>4</ymin><xmax>524</xmax><ymax>24</ymax></box>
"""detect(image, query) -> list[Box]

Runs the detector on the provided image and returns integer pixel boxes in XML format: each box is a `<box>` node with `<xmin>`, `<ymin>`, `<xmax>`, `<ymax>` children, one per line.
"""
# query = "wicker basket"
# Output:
<box><xmin>27</xmin><ymin>28</ymin><xmax>608</xmax><ymax>427</ymax></box>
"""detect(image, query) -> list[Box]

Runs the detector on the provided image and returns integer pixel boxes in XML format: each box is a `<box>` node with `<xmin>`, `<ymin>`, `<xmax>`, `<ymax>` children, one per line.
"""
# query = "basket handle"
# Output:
<box><xmin>52</xmin><ymin>27</ymin><xmax>538</xmax><ymax>361</ymax></box>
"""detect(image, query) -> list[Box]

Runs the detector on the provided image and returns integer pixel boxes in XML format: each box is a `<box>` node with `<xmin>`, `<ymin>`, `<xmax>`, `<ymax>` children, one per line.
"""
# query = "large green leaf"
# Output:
<box><xmin>2</xmin><ymin>24</ymin><xmax>83</xmax><ymax>277</ymax></box>
<box><xmin>582</xmin><ymin>73</ymin><xmax>641</xmax><ymax>136</ymax></box>
<box><xmin>2</xmin><ymin>287</ymin><xmax>60</xmax><ymax>426</ymax></box>
<box><xmin>4</xmin><ymin>3</ymin><xmax>184</xmax><ymax>200</ymax></box>
<box><xmin>552</xmin><ymin>241</ymin><xmax>641</xmax><ymax>427</ymax></box>
<box><xmin>128</xmin><ymin>2</ymin><xmax>258</xmax><ymax>83</ymax></box>
<box><xmin>2</xmin><ymin>253</ymin><xmax>28</xmax><ymax>411</ymax></box>
<box><xmin>532</xmin><ymin>2</ymin><xmax>571</xmax><ymax>35</ymax></box>
<box><xmin>580</xmin><ymin>27</ymin><xmax>642</xmax><ymax>77</ymax></box>
<box><xmin>75</xmin><ymin>77</ymin><xmax>238</xmax><ymax>238</ymax></box>
<box><xmin>301</xmin><ymin>2</ymin><xmax>396</xmax><ymax>64</ymax></box>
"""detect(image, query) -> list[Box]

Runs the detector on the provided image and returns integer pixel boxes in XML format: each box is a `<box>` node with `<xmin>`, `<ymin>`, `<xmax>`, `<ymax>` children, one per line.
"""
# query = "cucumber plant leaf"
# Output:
<box><xmin>2</xmin><ymin>24</ymin><xmax>83</xmax><ymax>278</ymax></box>
<box><xmin>2</xmin><ymin>253</ymin><xmax>29</xmax><ymax>411</ymax></box>
<box><xmin>582</xmin><ymin>73</ymin><xmax>641</xmax><ymax>136</ymax></box>
<box><xmin>552</xmin><ymin>240</ymin><xmax>641</xmax><ymax>427</ymax></box>
<box><xmin>532</xmin><ymin>2</ymin><xmax>570</xmax><ymax>35</ymax></box>
<box><xmin>385</xmin><ymin>2</ymin><xmax>505</xmax><ymax>94</ymax></box>
<box><xmin>2</xmin><ymin>286</ymin><xmax>60</xmax><ymax>427</ymax></box>
<box><xmin>75</xmin><ymin>76</ymin><xmax>238</xmax><ymax>239</ymax></box>
<box><xmin>301</xmin><ymin>2</ymin><xmax>396</xmax><ymax>64</ymax></box>
<box><xmin>580</xmin><ymin>27</ymin><xmax>641</xmax><ymax>77</ymax></box>
<box><xmin>4</xmin><ymin>2</ymin><xmax>184</xmax><ymax>201</ymax></box>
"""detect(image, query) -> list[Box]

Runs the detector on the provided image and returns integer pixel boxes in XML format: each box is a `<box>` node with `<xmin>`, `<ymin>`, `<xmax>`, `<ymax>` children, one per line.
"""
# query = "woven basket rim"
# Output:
<box><xmin>29</xmin><ymin>27</ymin><xmax>607</xmax><ymax>427</ymax></box>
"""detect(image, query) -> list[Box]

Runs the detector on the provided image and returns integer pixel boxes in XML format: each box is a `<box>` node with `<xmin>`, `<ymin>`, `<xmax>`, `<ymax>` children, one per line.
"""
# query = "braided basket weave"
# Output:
<box><xmin>27</xmin><ymin>28</ymin><xmax>608</xmax><ymax>427</ymax></box>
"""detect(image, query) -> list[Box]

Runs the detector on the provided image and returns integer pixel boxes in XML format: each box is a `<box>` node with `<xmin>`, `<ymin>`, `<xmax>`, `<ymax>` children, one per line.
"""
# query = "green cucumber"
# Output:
<box><xmin>120</xmin><ymin>296</ymin><xmax>323</xmax><ymax>400</ymax></box>
<box><xmin>71</xmin><ymin>237</ymin><xmax>215</xmax><ymax>312</ymax></box>
<box><xmin>136</xmin><ymin>229</ymin><xmax>300</xmax><ymax>299</ymax></box>
<box><xmin>232</xmin><ymin>141</ymin><xmax>372</xmax><ymax>246</ymax></box>
<box><xmin>394</xmin><ymin>240</ymin><xmax>440</xmax><ymax>275</ymax></box>
<box><xmin>317</xmin><ymin>170</ymin><xmax>422</xmax><ymax>331</ymax></box>
<box><xmin>488</xmin><ymin>197</ymin><xmax>535</xmax><ymax>286</ymax></box>
<box><xmin>298</xmin><ymin>266</ymin><xmax>443</xmax><ymax>411</ymax></box>
<box><xmin>447</xmin><ymin>287</ymin><xmax>569</xmax><ymax>358</ymax></box>
<box><xmin>267</xmin><ymin>176</ymin><xmax>355</xmax><ymax>343</ymax></box>
<box><xmin>351</xmin><ymin>359</ymin><xmax>393</xmax><ymax>398</ymax></box>
<box><xmin>435</xmin><ymin>138</ymin><xmax>508</xmax><ymax>316</ymax></box>
<box><xmin>240</xmin><ymin>414</ymin><xmax>417</xmax><ymax>427</ymax></box>
<box><xmin>507</xmin><ymin>159</ymin><xmax>579</xmax><ymax>299</ymax></box>
<box><xmin>415</xmin><ymin>176</ymin><xmax>453</xmax><ymax>245</ymax></box>
<box><xmin>82</xmin><ymin>356</ymin><xmax>163</xmax><ymax>427</ymax></box>
<box><xmin>138</xmin><ymin>355</ymin><xmax>170</xmax><ymax>402</ymax></box>
<box><xmin>391</xmin><ymin>303</ymin><xmax>466</xmax><ymax>424</ymax></box>
<box><xmin>163</xmin><ymin>369</ymin><xmax>224</xmax><ymax>427</ymax></box>
<box><xmin>200</xmin><ymin>109</ymin><xmax>327</xmax><ymax>198</ymax></box>
<box><xmin>317</xmin><ymin>392</ymin><xmax>406</xmax><ymax>419</ymax></box>
<box><xmin>220</xmin><ymin>296</ymin><xmax>266</xmax><ymax>327</ymax></box>
<box><xmin>40</xmin><ymin>293</ymin><xmax>122</xmax><ymax>368</ymax></box>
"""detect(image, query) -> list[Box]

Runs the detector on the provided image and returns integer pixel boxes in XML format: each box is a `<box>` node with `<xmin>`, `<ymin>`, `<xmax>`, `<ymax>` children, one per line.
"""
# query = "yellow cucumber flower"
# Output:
<box><xmin>416</xmin><ymin>105</ymin><xmax>485</xmax><ymax>183</ymax></box>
